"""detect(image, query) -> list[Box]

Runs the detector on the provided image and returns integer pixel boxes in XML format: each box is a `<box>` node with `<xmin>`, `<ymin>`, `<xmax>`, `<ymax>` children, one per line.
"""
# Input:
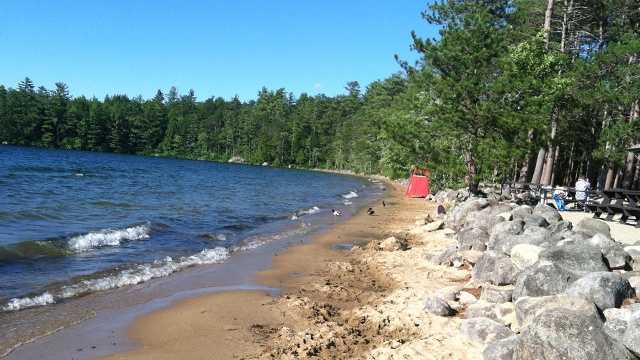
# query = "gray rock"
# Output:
<box><xmin>430</xmin><ymin>244</ymin><xmax>458</xmax><ymax>266</ymax></box>
<box><xmin>605</xmin><ymin>318</ymin><xmax>629</xmax><ymax>340</ymax></box>
<box><xmin>623</xmin><ymin>316</ymin><xmax>640</xmax><ymax>356</ymax></box>
<box><xmin>576</xmin><ymin>217</ymin><xmax>612</xmax><ymax>237</ymax></box>
<box><xmin>510</xmin><ymin>244</ymin><xmax>543</xmax><ymax>270</ymax></box>
<box><xmin>489</xmin><ymin>219</ymin><xmax>525</xmax><ymax>239</ymax></box>
<box><xmin>625</xmin><ymin>246</ymin><xmax>640</xmax><ymax>257</ymax></box>
<box><xmin>423</xmin><ymin>220</ymin><xmax>444</xmax><ymax>232</ymax></box>
<box><xmin>483</xmin><ymin>336</ymin><xmax>520</xmax><ymax>360</ymax></box>
<box><xmin>565</xmin><ymin>272</ymin><xmax>635</xmax><ymax>311</ymax></box>
<box><xmin>445</xmin><ymin>198</ymin><xmax>490</xmax><ymax>230</ymax></box>
<box><xmin>460</xmin><ymin>317</ymin><xmax>514</xmax><ymax>345</ymax></box>
<box><xmin>548</xmin><ymin>220</ymin><xmax>573</xmax><ymax>236</ymax></box>
<box><xmin>539</xmin><ymin>243</ymin><xmax>609</xmax><ymax>274</ymax></box>
<box><xmin>465</xmin><ymin>204</ymin><xmax>514</xmax><ymax>232</ymax></box>
<box><xmin>473</xmin><ymin>251</ymin><xmax>519</xmax><ymax>286</ymax></box>
<box><xmin>481</xmin><ymin>285</ymin><xmax>514</xmax><ymax>303</ymax></box>
<box><xmin>424</xmin><ymin>296</ymin><xmax>454</xmax><ymax>316</ymax></box>
<box><xmin>628</xmin><ymin>276</ymin><xmax>640</xmax><ymax>294</ymax></box>
<box><xmin>465</xmin><ymin>301</ymin><xmax>500</xmax><ymax>322</ymax></box>
<box><xmin>488</xmin><ymin>227</ymin><xmax>550</xmax><ymax>256</ymax></box>
<box><xmin>457</xmin><ymin>227</ymin><xmax>489</xmax><ymax>251</ymax></box>
<box><xmin>512</xmin><ymin>262</ymin><xmax>581</xmax><ymax>300</ymax></box>
<box><xmin>603</xmin><ymin>244</ymin><xmax>633</xmax><ymax>270</ymax></box>
<box><xmin>514</xmin><ymin>295</ymin><xmax>599</xmax><ymax>331</ymax></box>
<box><xmin>459</xmin><ymin>250</ymin><xmax>484</xmax><ymax>265</ymax></box>
<box><xmin>512</xmin><ymin>205</ymin><xmax>533</xmax><ymax>220</ymax></box>
<box><xmin>532</xmin><ymin>204</ymin><xmax>562</xmax><ymax>224</ymax></box>
<box><xmin>524</xmin><ymin>214</ymin><xmax>549</xmax><ymax>228</ymax></box>
<box><xmin>514</xmin><ymin>298</ymin><xmax>633</xmax><ymax>360</ymax></box>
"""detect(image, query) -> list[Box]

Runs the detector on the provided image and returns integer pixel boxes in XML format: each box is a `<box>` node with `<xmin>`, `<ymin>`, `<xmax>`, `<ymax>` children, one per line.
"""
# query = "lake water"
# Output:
<box><xmin>0</xmin><ymin>146</ymin><xmax>370</xmax><ymax>311</ymax></box>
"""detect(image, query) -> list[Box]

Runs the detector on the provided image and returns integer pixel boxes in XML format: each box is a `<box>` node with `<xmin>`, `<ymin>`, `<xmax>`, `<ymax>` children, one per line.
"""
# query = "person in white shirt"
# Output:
<box><xmin>575</xmin><ymin>176</ymin><xmax>591</xmax><ymax>209</ymax></box>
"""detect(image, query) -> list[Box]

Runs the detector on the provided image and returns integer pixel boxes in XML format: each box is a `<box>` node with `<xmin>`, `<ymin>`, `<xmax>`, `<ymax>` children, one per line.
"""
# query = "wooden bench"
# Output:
<box><xmin>588</xmin><ymin>189</ymin><xmax>640</xmax><ymax>227</ymax></box>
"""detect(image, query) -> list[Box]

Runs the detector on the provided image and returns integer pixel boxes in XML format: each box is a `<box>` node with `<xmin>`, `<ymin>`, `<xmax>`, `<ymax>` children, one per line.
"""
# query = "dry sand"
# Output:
<box><xmin>102</xmin><ymin>184</ymin><xmax>480</xmax><ymax>360</ymax></box>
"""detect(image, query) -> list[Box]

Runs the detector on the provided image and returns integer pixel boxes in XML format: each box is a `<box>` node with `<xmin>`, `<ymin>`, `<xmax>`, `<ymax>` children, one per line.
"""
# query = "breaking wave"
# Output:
<box><xmin>67</xmin><ymin>223</ymin><xmax>151</xmax><ymax>252</ymax></box>
<box><xmin>1</xmin><ymin>247</ymin><xmax>229</xmax><ymax>312</ymax></box>
<box><xmin>341</xmin><ymin>191</ymin><xmax>358</xmax><ymax>199</ymax></box>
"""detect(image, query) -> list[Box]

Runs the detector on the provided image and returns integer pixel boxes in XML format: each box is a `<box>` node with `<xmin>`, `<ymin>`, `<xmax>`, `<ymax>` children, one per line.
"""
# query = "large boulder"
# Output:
<box><xmin>605</xmin><ymin>318</ymin><xmax>629</xmax><ymax>340</ymax></box>
<box><xmin>623</xmin><ymin>316</ymin><xmax>640</xmax><ymax>356</ymax></box>
<box><xmin>473</xmin><ymin>251</ymin><xmax>519</xmax><ymax>286</ymax></box>
<box><xmin>538</xmin><ymin>243</ymin><xmax>609</xmax><ymax>274</ymax></box>
<box><xmin>465</xmin><ymin>203</ymin><xmax>514</xmax><ymax>232</ymax></box>
<box><xmin>465</xmin><ymin>301</ymin><xmax>501</xmax><ymax>322</ymax></box>
<box><xmin>483</xmin><ymin>336</ymin><xmax>519</xmax><ymax>360</ymax></box>
<box><xmin>532</xmin><ymin>204</ymin><xmax>562</xmax><ymax>224</ymax></box>
<box><xmin>514</xmin><ymin>295</ymin><xmax>595</xmax><ymax>331</ymax></box>
<box><xmin>512</xmin><ymin>262</ymin><xmax>581</xmax><ymax>300</ymax></box>
<box><xmin>512</xmin><ymin>205</ymin><xmax>533</xmax><ymax>220</ymax></box>
<box><xmin>576</xmin><ymin>217</ymin><xmax>612</xmax><ymax>238</ymax></box>
<box><xmin>430</xmin><ymin>244</ymin><xmax>458</xmax><ymax>266</ymax></box>
<box><xmin>513</xmin><ymin>296</ymin><xmax>633</xmax><ymax>360</ymax></box>
<box><xmin>565</xmin><ymin>272</ymin><xmax>635</xmax><ymax>311</ymax></box>
<box><xmin>457</xmin><ymin>227</ymin><xmax>489</xmax><ymax>251</ymax></box>
<box><xmin>460</xmin><ymin>317</ymin><xmax>514</xmax><ymax>345</ymax></box>
<box><xmin>548</xmin><ymin>220</ymin><xmax>573</xmax><ymax>236</ymax></box>
<box><xmin>586</xmin><ymin>235</ymin><xmax>632</xmax><ymax>270</ymax></box>
<box><xmin>445</xmin><ymin>198</ymin><xmax>490</xmax><ymax>230</ymax></box>
<box><xmin>510</xmin><ymin>244</ymin><xmax>543</xmax><ymax>270</ymax></box>
<box><xmin>524</xmin><ymin>214</ymin><xmax>549</xmax><ymax>228</ymax></box>
<box><xmin>481</xmin><ymin>285</ymin><xmax>514</xmax><ymax>303</ymax></box>
<box><xmin>488</xmin><ymin>227</ymin><xmax>550</xmax><ymax>256</ymax></box>
<box><xmin>489</xmin><ymin>219</ymin><xmax>525</xmax><ymax>239</ymax></box>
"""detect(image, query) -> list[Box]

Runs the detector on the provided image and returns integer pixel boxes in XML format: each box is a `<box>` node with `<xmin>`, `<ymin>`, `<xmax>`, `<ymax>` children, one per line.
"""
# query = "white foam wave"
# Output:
<box><xmin>1</xmin><ymin>292</ymin><xmax>55</xmax><ymax>311</ymax></box>
<box><xmin>342</xmin><ymin>191</ymin><xmax>359</xmax><ymax>199</ymax></box>
<box><xmin>2</xmin><ymin>247</ymin><xmax>229</xmax><ymax>312</ymax></box>
<box><xmin>343</xmin><ymin>200</ymin><xmax>353</xmax><ymax>206</ymax></box>
<box><xmin>300</xmin><ymin>206</ymin><xmax>321</xmax><ymax>215</ymax></box>
<box><xmin>67</xmin><ymin>223</ymin><xmax>151</xmax><ymax>252</ymax></box>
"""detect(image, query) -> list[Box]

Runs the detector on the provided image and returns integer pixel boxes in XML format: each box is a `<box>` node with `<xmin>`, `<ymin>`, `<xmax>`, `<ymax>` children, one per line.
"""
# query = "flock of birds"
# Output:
<box><xmin>331</xmin><ymin>200</ymin><xmax>386</xmax><ymax>217</ymax></box>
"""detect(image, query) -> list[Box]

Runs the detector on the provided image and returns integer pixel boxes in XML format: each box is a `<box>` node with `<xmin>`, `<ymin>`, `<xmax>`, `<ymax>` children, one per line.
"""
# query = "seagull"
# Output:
<box><xmin>367</xmin><ymin>207</ymin><xmax>375</xmax><ymax>216</ymax></box>
<box><xmin>382</xmin><ymin>200</ymin><xmax>386</xmax><ymax>207</ymax></box>
<box><xmin>331</xmin><ymin>209</ymin><xmax>343</xmax><ymax>216</ymax></box>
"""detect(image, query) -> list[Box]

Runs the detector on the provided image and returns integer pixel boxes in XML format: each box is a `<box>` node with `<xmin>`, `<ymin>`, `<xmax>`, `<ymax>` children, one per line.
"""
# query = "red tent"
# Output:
<box><xmin>405</xmin><ymin>168</ymin><xmax>430</xmax><ymax>198</ymax></box>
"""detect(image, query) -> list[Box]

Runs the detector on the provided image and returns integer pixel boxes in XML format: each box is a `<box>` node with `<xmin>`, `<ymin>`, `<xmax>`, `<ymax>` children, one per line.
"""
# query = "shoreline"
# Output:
<box><xmin>99</xmin><ymin>182</ymin><xmax>480</xmax><ymax>359</ymax></box>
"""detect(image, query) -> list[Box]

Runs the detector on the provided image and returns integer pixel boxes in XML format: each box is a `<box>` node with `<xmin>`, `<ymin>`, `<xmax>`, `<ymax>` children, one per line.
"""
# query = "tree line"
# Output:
<box><xmin>1</xmin><ymin>0</ymin><xmax>639</xmax><ymax>192</ymax></box>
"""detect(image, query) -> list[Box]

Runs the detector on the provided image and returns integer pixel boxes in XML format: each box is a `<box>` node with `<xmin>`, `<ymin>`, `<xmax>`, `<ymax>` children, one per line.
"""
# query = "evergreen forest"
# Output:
<box><xmin>1</xmin><ymin>0</ymin><xmax>639</xmax><ymax>191</ymax></box>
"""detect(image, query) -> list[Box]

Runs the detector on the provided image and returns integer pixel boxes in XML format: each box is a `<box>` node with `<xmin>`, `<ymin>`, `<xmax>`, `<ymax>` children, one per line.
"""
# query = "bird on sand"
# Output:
<box><xmin>367</xmin><ymin>207</ymin><xmax>375</xmax><ymax>216</ymax></box>
<box><xmin>331</xmin><ymin>209</ymin><xmax>343</xmax><ymax>216</ymax></box>
<box><xmin>382</xmin><ymin>200</ymin><xmax>386</xmax><ymax>207</ymax></box>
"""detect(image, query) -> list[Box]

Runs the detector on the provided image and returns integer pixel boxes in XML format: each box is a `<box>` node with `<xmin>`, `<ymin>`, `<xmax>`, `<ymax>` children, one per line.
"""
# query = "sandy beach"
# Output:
<box><xmin>100</xmin><ymin>183</ymin><xmax>482</xmax><ymax>360</ymax></box>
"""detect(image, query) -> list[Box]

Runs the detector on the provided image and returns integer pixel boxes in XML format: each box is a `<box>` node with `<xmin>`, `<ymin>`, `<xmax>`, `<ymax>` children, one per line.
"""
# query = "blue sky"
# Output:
<box><xmin>0</xmin><ymin>1</ymin><xmax>436</xmax><ymax>100</ymax></box>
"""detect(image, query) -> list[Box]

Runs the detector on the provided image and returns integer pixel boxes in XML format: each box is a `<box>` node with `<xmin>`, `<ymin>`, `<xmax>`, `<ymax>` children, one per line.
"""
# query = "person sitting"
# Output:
<box><xmin>575</xmin><ymin>176</ymin><xmax>591</xmax><ymax>210</ymax></box>
<box><xmin>552</xmin><ymin>189</ymin><xmax>567</xmax><ymax>211</ymax></box>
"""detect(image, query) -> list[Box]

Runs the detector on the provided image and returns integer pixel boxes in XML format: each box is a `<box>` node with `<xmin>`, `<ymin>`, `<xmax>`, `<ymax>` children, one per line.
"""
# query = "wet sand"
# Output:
<box><xmin>102</xmin><ymin>183</ymin><xmax>479</xmax><ymax>359</ymax></box>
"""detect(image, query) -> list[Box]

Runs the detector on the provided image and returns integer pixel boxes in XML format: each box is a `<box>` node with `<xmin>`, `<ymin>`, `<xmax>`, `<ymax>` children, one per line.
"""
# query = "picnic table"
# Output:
<box><xmin>586</xmin><ymin>188</ymin><xmax>640</xmax><ymax>227</ymax></box>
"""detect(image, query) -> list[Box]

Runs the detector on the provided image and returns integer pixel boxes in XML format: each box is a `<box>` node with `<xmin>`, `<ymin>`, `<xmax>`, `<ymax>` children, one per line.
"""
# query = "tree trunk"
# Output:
<box><xmin>531</xmin><ymin>148</ymin><xmax>546</xmax><ymax>184</ymax></box>
<box><xmin>464</xmin><ymin>150</ymin><xmax>479</xmax><ymax>194</ymax></box>
<box><xmin>550</xmin><ymin>145</ymin><xmax>560</xmax><ymax>186</ymax></box>
<box><xmin>541</xmin><ymin>112</ymin><xmax>558</xmax><ymax>185</ymax></box>
<box><xmin>543</xmin><ymin>0</ymin><xmax>555</xmax><ymax>49</ymax></box>
<box><xmin>622</xmin><ymin>101</ymin><xmax>639</xmax><ymax>188</ymax></box>
<box><xmin>605</xmin><ymin>164</ymin><xmax>615</xmax><ymax>190</ymax></box>
<box><xmin>633</xmin><ymin>155</ymin><xmax>640</xmax><ymax>190</ymax></box>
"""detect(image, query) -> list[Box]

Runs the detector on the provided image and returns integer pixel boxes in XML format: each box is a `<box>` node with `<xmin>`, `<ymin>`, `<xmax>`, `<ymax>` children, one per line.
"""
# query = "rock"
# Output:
<box><xmin>424</xmin><ymin>296</ymin><xmax>455</xmax><ymax>316</ymax></box>
<box><xmin>472</xmin><ymin>251</ymin><xmax>519</xmax><ymax>286</ymax></box>
<box><xmin>604</xmin><ymin>307</ymin><xmax>634</xmax><ymax>322</ymax></box>
<box><xmin>628</xmin><ymin>276</ymin><xmax>640</xmax><ymax>293</ymax></box>
<box><xmin>604</xmin><ymin>244</ymin><xmax>633</xmax><ymax>270</ymax></box>
<box><xmin>623</xmin><ymin>316</ymin><xmax>640</xmax><ymax>356</ymax></box>
<box><xmin>489</xmin><ymin>227</ymin><xmax>549</xmax><ymax>256</ymax></box>
<box><xmin>483</xmin><ymin>336</ymin><xmax>519</xmax><ymax>360</ymax></box>
<box><xmin>512</xmin><ymin>262</ymin><xmax>581</xmax><ymax>300</ymax></box>
<box><xmin>378</xmin><ymin>236</ymin><xmax>401</xmax><ymax>251</ymax></box>
<box><xmin>465</xmin><ymin>301</ymin><xmax>500</xmax><ymax>322</ymax></box>
<box><xmin>442</xmin><ymin>228</ymin><xmax>456</xmax><ymax>236</ymax></box>
<box><xmin>548</xmin><ymin>220</ymin><xmax>573</xmax><ymax>236</ymax></box>
<box><xmin>565</xmin><ymin>272</ymin><xmax>635</xmax><ymax>311</ymax></box>
<box><xmin>435</xmin><ymin>286</ymin><xmax>462</xmax><ymax>301</ymax></box>
<box><xmin>576</xmin><ymin>217</ymin><xmax>611</xmax><ymax>237</ymax></box>
<box><xmin>512</xmin><ymin>205</ymin><xmax>533</xmax><ymax>220</ymax></box>
<box><xmin>532</xmin><ymin>204</ymin><xmax>562</xmax><ymax>224</ymax></box>
<box><xmin>465</xmin><ymin>204</ymin><xmax>515</xmax><ymax>232</ymax></box>
<box><xmin>458</xmin><ymin>291</ymin><xmax>478</xmax><ymax>305</ymax></box>
<box><xmin>459</xmin><ymin>250</ymin><xmax>484</xmax><ymax>265</ymax></box>
<box><xmin>430</xmin><ymin>245</ymin><xmax>458</xmax><ymax>266</ymax></box>
<box><xmin>514</xmin><ymin>295</ymin><xmax>598</xmax><ymax>331</ymax></box>
<box><xmin>489</xmin><ymin>219</ymin><xmax>525</xmax><ymax>239</ymax></box>
<box><xmin>423</xmin><ymin>220</ymin><xmax>444</xmax><ymax>232</ymax></box>
<box><xmin>510</xmin><ymin>244</ymin><xmax>543</xmax><ymax>270</ymax></box>
<box><xmin>625</xmin><ymin>246</ymin><xmax>640</xmax><ymax>257</ymax></box>
<box><xmin>460</xmin><ymin>317</ymin><xmax>514</xmax><ymax>345</ymax></box>
<box><xmin>538</xmin><ymin>243</ymin><xmax>609</xmax><ymax>274</ymax></box>
<box><xmin>496</xmin><ymin>212</ymin><xmax>513</xmax><ymax>221</ymax></box>
<box><xmin>495</xmin><ymin>302</ymin><xmax>517</xmax><ymax>326</ymax></box>
<box><xmin>514</xmin><ymin>296</ymin><xmax>632</xmax><ymax>360</ymax></box>
<box><xmin>445</xmin><ymin>198</ymin><xmax>490</xmax><ymax>231</ymax></box>
<box><xmin>481</xmin><ymin>285</ymin><xmax>514</xmax><ymax>303</ymax></box>
<box><xmin>524</xmin><ymin>214</ymin><xmax>549</xmax><ymax>228</ymax></box>
<box><xmin>457</xmin><ymin>227</ymin><xmax>489</xmax><ymax>251</ymax></box>
<box><xmin>605</xmin><ymin>318</ymin><xmax>629</xmax><ymax>340</ymax></box>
